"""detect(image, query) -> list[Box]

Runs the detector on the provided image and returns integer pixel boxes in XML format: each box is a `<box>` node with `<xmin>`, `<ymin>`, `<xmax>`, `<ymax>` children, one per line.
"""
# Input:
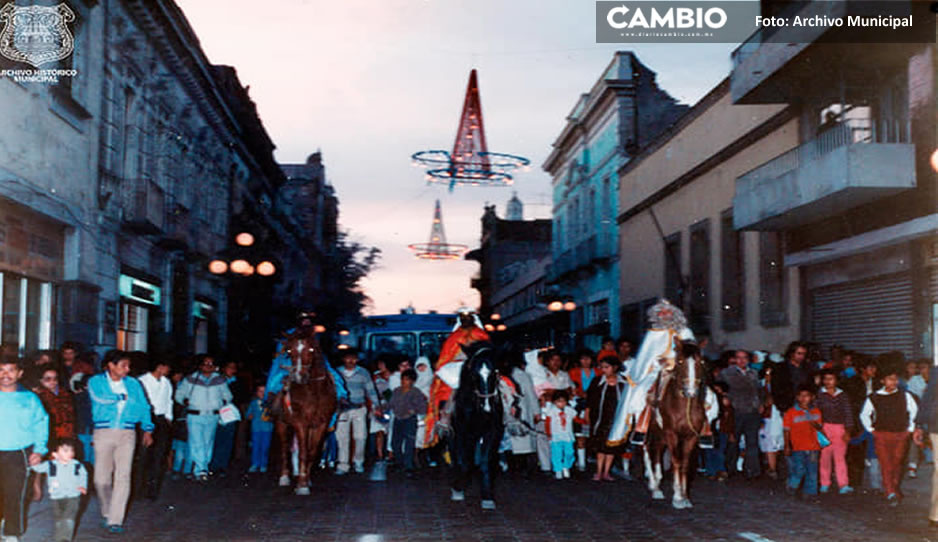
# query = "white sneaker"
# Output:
<box><xmin>353</xmin><ymin>462</ymin><xmax>365</xmax><ymax>474</ymax></box>
<box><xmin>562</xmin><ymin>468</ymin><xmax>570</xmax><ymax>479</ymax></box>
<box><xmin>555</xmin><ymin>471</ymin><xmax>563</xmax><ymax>479</ymax></box>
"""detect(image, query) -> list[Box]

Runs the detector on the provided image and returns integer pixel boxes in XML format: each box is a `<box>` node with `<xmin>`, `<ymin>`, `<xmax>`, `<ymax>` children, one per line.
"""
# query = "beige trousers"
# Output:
<box><xmin>336</xmin><ymin>406</ymin><xmax>367</xmax><ymax>470</ymax></box>
<box><xmin>93</xmin><ymin>429</ymin><xmax>136</xmax><ymax>527</ymax></box>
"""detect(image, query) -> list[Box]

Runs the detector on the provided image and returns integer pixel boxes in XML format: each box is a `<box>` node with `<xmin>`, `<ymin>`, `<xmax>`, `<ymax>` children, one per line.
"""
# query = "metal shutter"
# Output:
<box><xmin>811</xmin><ymin>273</ymin><xmax>914</xmax><ymax>357</ymax></box>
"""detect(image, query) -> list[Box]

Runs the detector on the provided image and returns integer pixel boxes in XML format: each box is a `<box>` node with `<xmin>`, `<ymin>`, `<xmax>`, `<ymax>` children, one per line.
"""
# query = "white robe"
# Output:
<box><xmin>606</xmin><ymin>326</ymin><xmax>717</xmax><ymax>444</ymax></box>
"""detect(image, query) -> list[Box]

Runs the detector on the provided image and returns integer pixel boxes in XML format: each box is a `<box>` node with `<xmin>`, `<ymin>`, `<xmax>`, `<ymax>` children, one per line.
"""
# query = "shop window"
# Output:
<box><xmin>0</xmin><ymin>273</ymin><xmax>54</xmax><ymax>354</ymax></box>
<box><xmin>117</xmin><ymin>303</ymin><xmax>148</xmax><ymax>352</ymax></box>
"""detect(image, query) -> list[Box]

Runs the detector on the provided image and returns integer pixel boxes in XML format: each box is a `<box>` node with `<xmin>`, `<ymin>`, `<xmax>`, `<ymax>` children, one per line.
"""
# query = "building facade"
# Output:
<box><xmin>466</xmin><ymin>199</ymin><xmax>552</xmax><ymax>346</ymax></box>
<box><xmin>543</xmin><ymin>51</ymin><xmax>688</xmax><ymax>350</ymax></box>
<box><xmin>0</xmin><ymin>0</ymin><xmax>331</xmax><ymax>362</ymax></box>
<box><xmin>616</xmin><ymin>80</ymin><xmax>801</xmax><ymax>352</ymax></box>
<box><xmin>730</xmin><ymin>3</ymin><xmax>937</xmax><ymax>359</ymax></box>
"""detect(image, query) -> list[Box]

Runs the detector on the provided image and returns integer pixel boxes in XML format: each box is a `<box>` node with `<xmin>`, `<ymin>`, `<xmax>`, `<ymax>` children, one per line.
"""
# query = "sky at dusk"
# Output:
<box><xmin>173</xmin><ymin>0</ymin><xmax>737</xmax><ymax>315</ymax></box>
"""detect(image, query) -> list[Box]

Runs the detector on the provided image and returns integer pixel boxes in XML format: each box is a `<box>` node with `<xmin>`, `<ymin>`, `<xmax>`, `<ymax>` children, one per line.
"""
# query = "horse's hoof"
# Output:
<box><xmin>652</xmin><ymin>490</ymin><xmax>665</xmax><ymax>500</ymax></box>
<box><xmin>481</xmin><ymin>499</ymin><xmax>496</xmax><ymax>511</ymax></box>
<box><xmin>295</xmin><ymin>486</ymin><xmax>310</xmax><ymax>496</ymax></box>
<box><xmin>450</xmin><ymin>489</ymin><xmax>465</xmax><ymax>502</ymax></box>
<box><xmin>278</xmin><ymin>475</ymin><xmax>291</xmax><ymax>487</ymax></box>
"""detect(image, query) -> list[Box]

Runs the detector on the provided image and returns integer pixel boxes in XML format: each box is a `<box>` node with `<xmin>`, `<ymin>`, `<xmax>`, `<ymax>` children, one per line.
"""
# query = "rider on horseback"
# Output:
<box><xmin>264</xmin><ymin>311</ymin><xmax>348</xmax><ymax>415</ymax></box>
<box><xmin>606</xmin><ymin>299</ymin><xmax>718</xmax><ymax>449</ymax></box>
<box><xmin>423</xmin><ymin>307</ymin><xmax>490</xmax><ymax>447</ymax></box>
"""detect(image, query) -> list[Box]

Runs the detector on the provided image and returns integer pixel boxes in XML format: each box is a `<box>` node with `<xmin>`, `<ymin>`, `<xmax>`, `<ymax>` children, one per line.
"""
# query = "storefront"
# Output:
<box><xmin>0</xmin><ymin>199</ymin><xmax>64</xmax><ymax>355</ymax></box>
<box><xmin>192</xmin><ymin>299</ymin><xmax>216</xmax><ymax>354</ymax></box>
<box><xmin>117</xmin><ymin>273</ymin><xmax>161</xmax><ymax>352</ymax></box>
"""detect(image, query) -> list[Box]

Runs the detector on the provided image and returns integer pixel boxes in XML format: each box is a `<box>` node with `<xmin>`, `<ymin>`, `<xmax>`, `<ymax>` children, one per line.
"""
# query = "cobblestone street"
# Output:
<box><xmin>19</xmin><ymin>459</ymin><xmax>938</xmax><ymax>542</ymax></box>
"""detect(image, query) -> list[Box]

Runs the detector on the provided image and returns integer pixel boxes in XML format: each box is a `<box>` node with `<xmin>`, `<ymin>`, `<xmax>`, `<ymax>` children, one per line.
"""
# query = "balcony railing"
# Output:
<box><xmin>738</xmin><ymin>117</ymin><xmax>911</xmax><ymax>189</ymax></box>
<box><xmin>122</xmin><ymin>178</ymin><xmax>165</xmax><ymax>232</ymax></box>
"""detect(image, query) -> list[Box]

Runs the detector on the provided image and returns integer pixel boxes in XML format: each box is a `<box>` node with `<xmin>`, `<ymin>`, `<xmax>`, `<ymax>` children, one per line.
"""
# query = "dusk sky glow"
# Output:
<box><xmin>174</xmin><ymin>0</ymin><xmax>736</xmax><ymax>315</ymax></box>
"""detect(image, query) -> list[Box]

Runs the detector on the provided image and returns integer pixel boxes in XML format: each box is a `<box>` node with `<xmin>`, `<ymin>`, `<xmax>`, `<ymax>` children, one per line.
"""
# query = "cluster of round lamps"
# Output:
<box><xmin>207</xmin><ymin>232</ymin><xmax>277</xmax><ymax>277</ymax></box>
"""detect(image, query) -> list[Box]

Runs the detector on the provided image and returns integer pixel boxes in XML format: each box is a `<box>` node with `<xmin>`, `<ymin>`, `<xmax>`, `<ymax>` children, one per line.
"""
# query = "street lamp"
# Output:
<box><xmin>563</xmin><ymin>301</ymin><xmax>577</xmax><ymax>312</ymax></box>
<box><xmin>338</xmin><ymin>327</ymin><xmax>350</xmax><ymax>336</ymax></box>
<box><xmin>547</xmin><ymin>301</ymin><xmax>564</xmax><ymax>312</ymax></box>
<box><xmin>230</xmin><ymin>259</ymin><xmax>250</xmax><ymax>274</ymax></box>
<box><xmin>484</xmin><ymin>323</ymin><xmax>495</xmax><ymax>332</ymax></box>
<box><xmin>208</xmin><ymin>260</ymin><xmax>228</xmax><ymax>274</ymax></box>
<box><xmin>491</xmin><ymin>313</ymin><xmax>501</xmax><ymax>321</ymax></box>
<box><xmin>314</xmin><ymin>324</ymin><xmax>327</xmax><ymax>334</ymax></box>
<box><xmin>256</xmin><ymin>261</ymin><xmax>276</xmax><ymax>276</ymax></box>
<box><xmin>235</xmin><ymin>232</ymin><xmax>255</xmax><ymax>246</ymax></box>
<box><xmin>496</xmin><ymin>324</ymin><xmax>507</xmax><ymax>332</ymax></box>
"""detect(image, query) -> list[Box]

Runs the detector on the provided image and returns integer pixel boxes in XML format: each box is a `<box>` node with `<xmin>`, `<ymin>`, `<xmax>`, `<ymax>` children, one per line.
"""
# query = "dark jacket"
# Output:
<box><xmin>770</xmin><ymin>361</ymin><xmax>813</xmax><ymax>413</ymax></box>
<box><xmin>915</xmin><ymin>376</ymin><xmax>938</xmax><ymax>432</ymax></box>
<box><xmin>718</xmin><ymin>366</ymin><xmax>763</xmax><ymax>415</ymax></box>
<box><xmin>816</xmin><ymin>388</ymin><xmax>854</xmax><ymax>432</ymax></box>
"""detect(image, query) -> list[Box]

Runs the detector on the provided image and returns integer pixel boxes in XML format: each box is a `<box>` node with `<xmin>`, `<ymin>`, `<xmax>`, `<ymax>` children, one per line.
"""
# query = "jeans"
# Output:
<box><xmin>210</xmin><ymin>420</ymin><xmax>238</xmax><ymax>473</ymax></box>
<box><xmin>323</xmin><ymin>431</ymin><xmax>337</xmax><ymax>463</ymax></box>
<box><xmin>0</xmin><ymin>448</ymin><xmax>30</xmax><ymax>537</ymax></box>
<box><xmin>186</xmin><ymin>414</ymin><xmax>219</xmax><ymax>475</ymax></box>
<box><xmin>77</xmin><ymin>433</ymin><xmax>94</xmax><ymax>465</ymax></box>
<box><xmin>787</xmin><ymin>450</ymin><xmax>819</xmax><ymax>495</ymax></box>
<box><xmin>704</xmin><ymin>432</ymin><xmax>729</xmax><ymax>476</ymax></box>
<box><xmin>392</xmin><ymin>416</ymin><xmax>418</xmax><ymax>471</ymax></box>
<box><xmin>549</xmin><ymin>440</ymin><xmax>574</xmax><ymax>473</ymax></box>
<box><xmin>52</xmin><ymin>497</ymin><xmax>80</xmax><ymax>542</ymax></box>
<box><xmin>251</xmin><ymin>431</ymin><xmax>272</xmax><ymax>470</ymax></box>
<box><xmin>171</xmin><ymin>440</ymin><xmax>190</xmax><ymax>474</ymax></box>
<box><xmin>729</xmin><ymin>411</ymin><xmax>761</xmax><ymax>477</ymax></box>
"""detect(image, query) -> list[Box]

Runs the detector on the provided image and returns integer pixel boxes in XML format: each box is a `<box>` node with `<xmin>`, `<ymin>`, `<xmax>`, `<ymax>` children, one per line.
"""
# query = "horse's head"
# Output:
<box><xmin>672</xmin><ymin>337</ymin><xmax>705</xmax><ymax>399</ymax></box>
<box><xmin>458</xmin><ymin>341</ymin><xmax>500</xmax><ymax>413</ymax></box>
<box><xmin>283</xmin><ymin>327</ymin><xmax>326</xmax><ymax>385</ymax></box>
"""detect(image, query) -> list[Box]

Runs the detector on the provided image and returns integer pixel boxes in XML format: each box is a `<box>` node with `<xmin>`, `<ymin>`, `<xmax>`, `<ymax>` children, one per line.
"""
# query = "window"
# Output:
<box><xmin>117</xmin><ymin>303</ymin><xmax>148</xmax><ymax>351</ymax></box>
<box><xmin>689</xmin><ymin>220</ymin><xmax>711</xmax><ymax>334</ymax></box>
<box><xmin>759</xmin><ymin>231</ymin><xmax>788</xmax><ymax>327</ymax></box>
<box><xmin>664</xmin><ymin>232</ymin><xmax>682</xmax><ymax>306</ymax></box>
<box><xmin>720</xmin><ymin>210</ymin><xmax>745</xmax><ymax>331</ymax></box>
<box><xmin>0</xmin><ymin>273</ymin><xmax>54</xmax><ymax>355</ymax></box>
<box><xmin>587</xmin><ymin>299</ymin><xmax>609</xmax><ymax>327</ymax></box>
<box><xmin>368</xmin><ymin>332</ymin><xmax>417</xmax><ymax>360</ymax></box>
<box><xmin>419</xmin><ymin>332</ymin><xmax>449</xmax><ymax>360</ymax></box>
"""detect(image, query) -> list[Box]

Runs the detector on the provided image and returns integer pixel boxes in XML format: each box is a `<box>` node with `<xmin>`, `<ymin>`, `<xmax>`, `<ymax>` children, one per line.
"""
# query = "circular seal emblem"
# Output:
<box><xmin>0</xmin><ymin>3</ymin><xmax>75</xmax><ymax>68</ymax></box>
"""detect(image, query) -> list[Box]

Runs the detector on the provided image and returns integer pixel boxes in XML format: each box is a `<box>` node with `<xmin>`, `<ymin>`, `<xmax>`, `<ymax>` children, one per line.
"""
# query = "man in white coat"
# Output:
<box><xmin>606</xmin><ymin>299</ymin><xmax>718</xmax><ymax>448</ymax></box>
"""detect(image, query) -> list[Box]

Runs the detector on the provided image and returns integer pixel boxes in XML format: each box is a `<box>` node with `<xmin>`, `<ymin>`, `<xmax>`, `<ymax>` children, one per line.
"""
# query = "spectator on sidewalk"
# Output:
<box><xmin>844</xmin><ymin>356</ymin><xmax>878</xmax><ymax>490</ymax></box>
<box><xmin>507</xmin><ymin>350</ymin><xmax>539</xmax><ymax>478</ymax></box>
<box><xmin>335</xmin><ymin>349</ymin><xmax>378</xmax><ymax>475</ymax></box>
<box><xmin>246</xmin><ymin>385</ymin><xmax>274</xmax><ymax>473</ymax></box>
<box><xmin>30</xmin><ymin>439</ymin><xmax>87</xmax><ymax>542</ymax></box>
<box><xmin>704</xmin><ymin>381</ymin><xmax>734</xmax><ymax>481</ymax></box>
<box><xmin>568</xmin><ymin>349</ymin><xmax>595</xmax><ymax>472</ymax></box>
<box><xmin>387</xmin><ymin>369</ymin><xmax>427</xmax><ymax>477</ymax></box>
<box><xmin>719</xmin><ymin>349</ymin><xmax>763</xmax><ymax>479</ymax></box>
<box><xmin>370</xmin><ymin>358</ymin><xmax>392</xmax><ymax>462</ymax></box>
<box><xmin>209</xmin><ymin>361</ymin><xmax>240</xmax><ymax>477</ymax></box>
<box><xmin>783</xmin><ymin>385</ymin><xmax>822</xmax><ymax>500</ymax></box>
<box><xmin>0</xmin><ymin>357</ymin><xmax>48</xmax><ymax>542</ymax></box>
<box><xmin>816</xmin><ymin>369</ymin><xmax>854</xmax><ymax>494</ymax></box>
<box><xmin>88</xmin><ymin>350</ymin><xmax>154</xmax><ymax>534</ymax></box>
<box><xmin>908</xmin><ymin>360</ymin><xmax>930</xmax><ymax>479</ymax></box>
<box><xmin>138</xmin><ymin>357</ymin><xmax>173</xmax><ymax>499</ymax></box>
<box><xmin>860</xmin><ymin>368</ymin><xmax>918</xmax><ymax>507</ymax></box>
<box><xmin>174</xmin><ymin>355</ymin><xmax>232</xmax><ymax>482</ymax></box>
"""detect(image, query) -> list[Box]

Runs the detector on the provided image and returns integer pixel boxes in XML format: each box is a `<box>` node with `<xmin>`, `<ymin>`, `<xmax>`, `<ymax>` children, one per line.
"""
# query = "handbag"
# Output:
<box><xmin>816</xmin><ymin>429</ymin><xmax>831</xmax><ymax>448</ymax></box>
<box><xmin>219</xmin><ymin>403</ymin><xmax>241</xmax><ymax>425</ymax></box>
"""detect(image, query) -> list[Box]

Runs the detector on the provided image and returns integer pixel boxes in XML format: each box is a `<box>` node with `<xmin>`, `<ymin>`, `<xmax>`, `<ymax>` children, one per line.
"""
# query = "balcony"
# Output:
<box><xmin>734</xmin><ymin>117</ymin><xmax>915</xmax><ymax>231</ymax></box>
<box><xmin>122</xmin><ymin>178</ymin><xmax>165</xmax><ymax>233</ymax></box>
<box><xmin>730</xmin><ymin>2</ymin><xmax>924</xmax><ymax>104</ymax></box>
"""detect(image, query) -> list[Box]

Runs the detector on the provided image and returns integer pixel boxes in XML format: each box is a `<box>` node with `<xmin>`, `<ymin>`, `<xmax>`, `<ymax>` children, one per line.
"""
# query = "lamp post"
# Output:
<box><xmin>547</xmin><ymin>297</ymin><xmax>576</xmax><ymax>352</ymax></box>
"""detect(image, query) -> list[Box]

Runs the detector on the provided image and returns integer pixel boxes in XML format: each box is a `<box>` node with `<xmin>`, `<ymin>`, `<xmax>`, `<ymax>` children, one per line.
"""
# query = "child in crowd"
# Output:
<box><xmin>246</xmin><ymin>385</ymin><xmax>274</xmax><ymax>473</ymax></box>
<box><xmin>860</xmin><ymin>368</ymin><xmax>918</xmax><ymax>506</ymax></box>
<box><xmin>705</xmin><ymin>381</ymin><xmax>735</xmax><ymax>481</ymax></box>
<box><xmin>31</xmin><ymin>439</ymin><xmax>87</xmax><ymax>542</ymax></box>
<box><xmin>816</xmin><ymin>369</ymin><xmax>854</xmax><ymax>494</ymax></box>
<box><xmin>388</xmin><ymin>369</ymin><xmax>428</xmax><ymax>476</ymax></box>
<box><xmin>784</xmin><ymin>385</ymin><xmax>822</xmax><ymax>499</ymax></box>
<box><xmin>543</xmin><ymin>390</ymin><xmax>576</xmax><ymax>479</ymax></box>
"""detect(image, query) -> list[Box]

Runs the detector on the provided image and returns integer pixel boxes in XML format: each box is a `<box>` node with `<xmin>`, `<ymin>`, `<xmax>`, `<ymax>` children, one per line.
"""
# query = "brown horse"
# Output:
<box><xmin>274</xmin><ymin>328</ymin><xmax>337</xmax><ymax>495</ymax></box>
<box><xmin>643</xmin><ymin>338</ymin><xmax>708</xmax><ymax>509</ymax></box>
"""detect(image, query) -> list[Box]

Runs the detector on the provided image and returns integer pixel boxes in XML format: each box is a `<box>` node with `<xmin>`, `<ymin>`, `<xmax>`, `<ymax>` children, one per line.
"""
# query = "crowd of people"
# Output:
<box><xmin>0</xmin><ymin>330</ymin><xmax>934</xmax><ymax>541</ymax></box>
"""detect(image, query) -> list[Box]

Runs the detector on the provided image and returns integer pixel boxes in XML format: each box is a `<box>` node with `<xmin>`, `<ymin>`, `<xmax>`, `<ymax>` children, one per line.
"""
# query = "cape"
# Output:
<box><xmin>422</xmin><ymin>326</ymin><xmax>489</xmax><ymax>447</ymax></box>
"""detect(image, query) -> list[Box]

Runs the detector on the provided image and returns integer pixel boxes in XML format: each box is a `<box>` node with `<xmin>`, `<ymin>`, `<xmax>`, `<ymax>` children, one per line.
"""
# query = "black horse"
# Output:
<box><xmin>448</xmin><ymin>341</ymin><xmax>507</xmax><ymax>510</ymax></box>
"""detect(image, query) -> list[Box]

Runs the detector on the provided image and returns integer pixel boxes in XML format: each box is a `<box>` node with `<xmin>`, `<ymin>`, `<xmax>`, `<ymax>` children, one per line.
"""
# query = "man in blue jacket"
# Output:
<box><xmin>0</xmin><ymin>356</ymin><xmax>48</xmax><ymax>542</ymax></box>
<box><xmin>88</xmin><ymin>350</ymin><xmax>153</xmax><ymax>534</ymax></box>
